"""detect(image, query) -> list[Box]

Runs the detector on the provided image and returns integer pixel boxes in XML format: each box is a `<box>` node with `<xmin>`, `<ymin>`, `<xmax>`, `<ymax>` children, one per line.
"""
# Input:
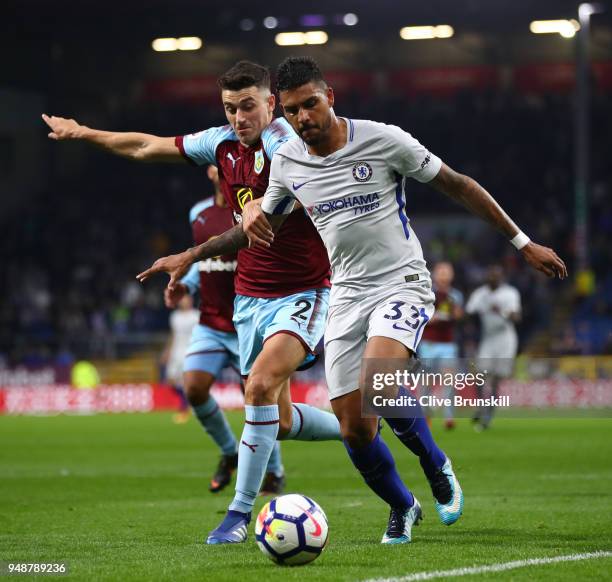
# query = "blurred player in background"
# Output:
<box><xmin>466</xmin><ymin>265</ymin><xmax>521</xmax><ymax>430</ymax></box>
<box><xmin>44</xmin><ymin>60</ymin><xmax>342</xmax><ymax>544</ymax></box>
<box><xmin>165</xmin><ymin>165</ymin><xmax>285</xmax><ymax>494</ymax></box>
<box><xmin>160</xmin><ymin>293</ymin><xmax>198</xmax><ymax>424</ymax></box>
<box><xmin>418</xmin><ymin>262</ymin><xmax>464</xmax><ymax>429</ymax></box>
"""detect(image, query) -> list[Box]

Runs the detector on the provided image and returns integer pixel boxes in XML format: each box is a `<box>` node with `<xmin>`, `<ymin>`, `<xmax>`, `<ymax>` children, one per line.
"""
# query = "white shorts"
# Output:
<box><xmin>324</xmin><ymin>283</ymin><xmax>435</xmax><ymax>400</ymax></box>
<box><xmin>166</xmin><ymin>358</ymin><xmax>185</xmax><ymax>385</ymax></box>
<box><xmin>477</xmin><ymin>335</ymin><xmax>518</xmax><ymax>378</ymax></box>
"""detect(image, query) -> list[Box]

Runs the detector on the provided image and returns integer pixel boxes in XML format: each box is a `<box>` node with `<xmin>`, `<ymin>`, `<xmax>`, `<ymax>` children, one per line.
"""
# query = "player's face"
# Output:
<box><xmin>486</xmin><ymin>266</ymin><xmax>503</xmax><ymax>288</ymax></box>
<box><xmin>280</xmin><ymin>82</ymin><xmax>334</xmax><ymax>145</ymax></box>
<box><xmin>433</xmin><ymin>262</ymin><xmax>454</xmax><ymax>287</ymax></box>
<box><xmin>221</xmin><ymin>86</ymin><xmax>275</xmax><ymax>146</ymax></box>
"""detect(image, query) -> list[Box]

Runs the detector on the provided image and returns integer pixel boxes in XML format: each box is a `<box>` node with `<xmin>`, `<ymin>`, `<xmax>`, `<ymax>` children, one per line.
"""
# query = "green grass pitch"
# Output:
<box><xmin>1</xmin><ymin>412</ymin><xmax>611</xmax><ymax>581</ymax></box>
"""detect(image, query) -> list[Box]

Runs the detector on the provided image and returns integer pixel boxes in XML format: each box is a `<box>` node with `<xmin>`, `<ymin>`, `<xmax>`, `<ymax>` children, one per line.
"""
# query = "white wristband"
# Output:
<box><xmin>510</xmin><ymin>231</ymin><xmax>530</xmax><ymax>250</ymax></box>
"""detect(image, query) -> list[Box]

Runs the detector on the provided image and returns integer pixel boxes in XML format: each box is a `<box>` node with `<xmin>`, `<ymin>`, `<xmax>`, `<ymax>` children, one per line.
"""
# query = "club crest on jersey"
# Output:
<box><xmin>237</xmin><ymin>187</ymin><xmax>254</xmax><ymax>209</ymax></box>
<box><xmin>254</xmin><ymin>149</ymin><xmax>265</xmax><ymax>174</ymax></box>
<box><xmin>352</xmin><ymin>161</ymin><xmax>373</xmax><ymax>183</ymax></box>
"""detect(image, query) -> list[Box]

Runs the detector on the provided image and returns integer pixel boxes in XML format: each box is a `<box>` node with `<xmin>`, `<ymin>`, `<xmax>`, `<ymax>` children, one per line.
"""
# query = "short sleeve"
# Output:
<box><xmin>262</xmin><ymin>118</ymin><xmax>296</xmax><ymax>160</ymax></box>
<box><xmin>174</xmin><ymin>125</ymin><xmax>237</xmax><ymax>166</ymax></box>
<box><xmin>189</xmin><ymin>199</ymin><xmax>214</xmax><ymax>224</ymax></box>
<box><xmin>450</xmin><ymin>288</ymin><xmax>464</xmax><ymax>308</ymax></box>
<box><xmin>261</xmin><ymin>155</ymin><xmax>296</xmax><ymax>215</ymax></box>
<box><xmin>384</xmin><ymin>124</ymin><xmax>442</xmax><ymax>183</ymax></box>
<box><xmin>180</xmin><ymin>262</ymin><xmax>200</xmax><ymax>295</ymax></box>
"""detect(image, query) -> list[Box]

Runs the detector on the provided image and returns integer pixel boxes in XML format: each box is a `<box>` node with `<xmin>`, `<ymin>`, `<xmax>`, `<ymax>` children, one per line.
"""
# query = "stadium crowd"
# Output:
<box><xmin>2</xmin><ymin>87</ymin><xmax>611</xmax><ymax>364</ymax></box>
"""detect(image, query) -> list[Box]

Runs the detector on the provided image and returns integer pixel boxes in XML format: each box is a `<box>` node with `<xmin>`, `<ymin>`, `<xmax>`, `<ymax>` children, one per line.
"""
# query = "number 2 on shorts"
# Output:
<box><xmin>291</xmin><ymin>299</ymin><xmax>312</xmax><ymax>321</ymax></box>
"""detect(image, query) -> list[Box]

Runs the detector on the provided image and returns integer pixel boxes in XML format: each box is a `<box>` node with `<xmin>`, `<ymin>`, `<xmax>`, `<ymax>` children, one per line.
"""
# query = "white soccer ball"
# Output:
<box><xmin>255</xmin><ymin>494</ymin><xmax>329</xmax><ymax>566</ymax></box>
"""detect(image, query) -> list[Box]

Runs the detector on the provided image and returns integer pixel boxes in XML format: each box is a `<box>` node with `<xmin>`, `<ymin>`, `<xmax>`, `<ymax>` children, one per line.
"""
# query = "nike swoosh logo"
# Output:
<box><xmin>392</xmin><ymin>427</ymin><xmax>411</xmax><ymax>437</ymax></box>
<box><xmin>304</xmin><ymin>510</ymin><xmax>322</xmax><ymax>536</ymax></box>
<box><xmin>292</xmin><ymin>180</ymin><xmax>313</xmax><ymax>191</ymax></box>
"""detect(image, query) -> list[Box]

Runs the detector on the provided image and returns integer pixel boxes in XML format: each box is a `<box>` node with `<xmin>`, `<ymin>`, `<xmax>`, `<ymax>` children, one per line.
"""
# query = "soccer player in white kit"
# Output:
<box><xmin>241</xmin><ymin>56</ymin><xmax>567</xmax><ymax>544</ymax></box>
<box><xmin>137</xmin><ymin>57</ymin><xmax>567</xmax><ymax>544</ymax></box>
<box><xmin>163</xmin><ymin>294</ymin><xmax>200</xmax><ymax>421</ymax></box>
<box><xmin>466</xmin><ymin>265</ymin><xmax>521</xmax><ymax>430</ymax></box>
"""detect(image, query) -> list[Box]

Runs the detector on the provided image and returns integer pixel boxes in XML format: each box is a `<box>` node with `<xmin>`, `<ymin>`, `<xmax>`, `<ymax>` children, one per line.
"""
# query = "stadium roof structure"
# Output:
<box><xmin>4</xmin><ymin>0</ymin><xmax>611</xmax><ymax>43</ymax></box>
<box><xmin>3</xmin><ymin>0</ymin><xmax>611</xmax><ymax>92</ymax></box>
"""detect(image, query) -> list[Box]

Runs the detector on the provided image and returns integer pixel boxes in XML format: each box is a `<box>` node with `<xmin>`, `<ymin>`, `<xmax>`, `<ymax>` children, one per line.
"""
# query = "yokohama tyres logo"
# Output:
<box><xmin>309</xmin><ymin>193</ymin><xmax>380</xmax><ymax>217</ymax></box>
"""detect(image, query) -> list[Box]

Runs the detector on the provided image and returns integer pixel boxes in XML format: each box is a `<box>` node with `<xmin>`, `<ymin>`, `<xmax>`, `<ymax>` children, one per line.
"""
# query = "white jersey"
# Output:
<box><xmin>261</xmin><ymin>118</ymin><xmax>442</xmax><ymax>305</ymax></box>
<box><xmin>465</xmin><ymin>284</ymin><xmax>521</xmax><ymax>345</ymax></box>
<box><xmin>168</xmin><ymin>309</ymin><xmax>200</xmax><ymax>366</ymax></box>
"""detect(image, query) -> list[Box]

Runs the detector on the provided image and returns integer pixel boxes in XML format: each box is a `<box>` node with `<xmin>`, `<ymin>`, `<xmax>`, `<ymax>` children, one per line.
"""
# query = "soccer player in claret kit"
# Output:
<box><xmin>165</xmin><ymin>165</ymin><xmax>285</xmax><ymax>494</ymax></box>
<box><xmin>238</xmin><ymin>57</ymin><xmax>567</xmax><ymax>544</ymax></box>
<box><xmin>44</xmin><ymin>61</ymin><xmax>342</xmax><ymax>545</ymax></box>
<box><xmin>418</xmin><ymin>262</ymin><xmax>464</xmax><ymax>429</ymax></box>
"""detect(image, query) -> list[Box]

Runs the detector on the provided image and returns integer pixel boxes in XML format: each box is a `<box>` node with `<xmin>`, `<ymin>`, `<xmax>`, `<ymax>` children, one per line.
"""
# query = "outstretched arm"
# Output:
<box><xmin>430</xmin><ymin>163</ymin><xmax>567</xmax><ymax>279</ymax></box>
<box><xmin>137</xmin><ymin>206</ymin><xmax>291</xmax><ymax>287</ymax></box>
<box><xmin>42</xmin><ymin>114</ymin><xmax>183</xmax><ymax>162</ymax></box>
<box><xmin>137</xmin><ymin>224</ymin><xmax>249</xmax><ymax>288</ymax></box>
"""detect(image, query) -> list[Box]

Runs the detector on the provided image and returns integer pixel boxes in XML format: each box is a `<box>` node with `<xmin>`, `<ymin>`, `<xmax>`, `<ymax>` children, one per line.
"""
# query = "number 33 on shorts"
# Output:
<box><xmin>372</xmin><ymin>298</ymin><xmax>432</xmax><ymax>351</ymax></box>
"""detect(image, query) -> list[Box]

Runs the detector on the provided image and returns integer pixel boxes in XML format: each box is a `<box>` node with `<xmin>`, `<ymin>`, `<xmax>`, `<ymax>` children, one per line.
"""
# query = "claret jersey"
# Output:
<box><xmin>422</xmin><ymin>287</ymin><xmax>464</xmax><ymax>343</ymax></box>
<box><xmin>261</xmin><ymin>119</ymin><xmax>442</xmax><ymax>305</ymax></box>
<box><xmin>175</xmin><ymin>118</ymin><xmax>330</xmax><ymax>298</ymax></box>
<box><xmin>180</xmin><ymin>198</ymin><xmax>236</xmax><ymax>332</ymax></box>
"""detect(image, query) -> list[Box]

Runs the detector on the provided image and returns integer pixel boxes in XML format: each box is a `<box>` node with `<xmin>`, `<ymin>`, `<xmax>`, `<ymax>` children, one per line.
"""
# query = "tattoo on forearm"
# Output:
<box><xmin>443</xmin><ymin>173</ymin><xmax>518</xmax><ymax>239</ymax></box>
<box><xmin>190</xmin><ymin>224</ymin><xmax>248</xmax><ymax>260</ymax></box>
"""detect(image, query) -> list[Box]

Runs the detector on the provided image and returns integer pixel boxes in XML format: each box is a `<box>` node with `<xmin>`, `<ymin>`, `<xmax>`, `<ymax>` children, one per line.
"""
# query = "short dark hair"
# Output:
<box><xmin>217</xmin><ymin>61</ymin><xmax>271</xmax><ymax>92</ymax></box>
<box><xmin>276</xmin><ymin>56</ymin><xmax>326</xmax><ymax>92</ymax></box>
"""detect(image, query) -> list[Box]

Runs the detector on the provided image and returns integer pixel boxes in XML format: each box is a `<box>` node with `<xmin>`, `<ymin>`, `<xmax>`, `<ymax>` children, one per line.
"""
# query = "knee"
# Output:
<box><xmin>341</xmin><ymin>420</ymin><xmax>377</xmax><ymax>450</ymax></box>
<box><xmin>184</xmin><ymin>377</ymin><xmax>210</xmax><ymax>407</ymax></box>
<box><xmin>244</xmin><ymin>372</ymin><xmax>279</xmax><ymax>406</ymax></box>
<box><xmin>278</xmin><ymin>415</ymin><xmax>292</xmax><ymax>439</ymax></box>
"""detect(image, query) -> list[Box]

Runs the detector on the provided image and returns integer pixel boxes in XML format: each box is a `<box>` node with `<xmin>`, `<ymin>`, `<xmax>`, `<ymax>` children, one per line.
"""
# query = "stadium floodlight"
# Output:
<box><xmin>176</xmin><ymin>37</ymin><xmax>202</xmax><ymax>51</ymax></box>
<box><xmin>434</xmin><ymin>25</ymin><xmax>454</xmax><ymax>38</ymax></box>
<box><xmin>152</xmin><ymin>38</ymin><xmax>179</xmax><ymax>52</ymax></box>
<box><xmin>529</xmin><ymin>19</ymin><xmax>580</xmax><ymax>38</ymax></box>
<box><xmin>399</xmin><ymin>25</ymin><xmax>454</xmax><ymax>40</ymax></box>
<box><xmin>304</xmin><ymin>31</ymin><xmax>328</xmax><ymax>44</ymax></box>
<box><xmin>343</xmin><ymin>13</ymin><xmax>359</xmax><ymax>26</ymax></box>
<box><xmin>264</xmin><ymin>16</ymin><xmax>279</xmax><ymax>29</ymax></box>
<box><xmin>275</xmin><ymin>32</ymin><xmax>305</xmax><ymax>46</ymax></box>
<box><xmin>275</xmin><ymin>31</ymin><xmax>329</xmax><ymax>46</ymax></box>
<box><xmin>152</xmin><ymin>37</ymin><xmax>203</xmax><ymax>52</ymax></box>
<box><xmin>578</xmin><ymin>2</ymin><xmax>604</xmax><ymax>18</ymax></box>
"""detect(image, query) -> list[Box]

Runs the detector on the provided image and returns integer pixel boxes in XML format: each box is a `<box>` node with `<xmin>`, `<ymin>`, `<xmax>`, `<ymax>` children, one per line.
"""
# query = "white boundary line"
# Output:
<box><xmin>364</xmin><ymin>551</ymin><xmax>612</xmax><ymax>582</ymax></box>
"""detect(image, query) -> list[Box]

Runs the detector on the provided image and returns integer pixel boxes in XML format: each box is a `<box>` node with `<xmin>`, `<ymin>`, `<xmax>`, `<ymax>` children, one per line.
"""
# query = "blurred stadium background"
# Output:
<box><xmin>1</xmin><ymin>0</ymin><xmax>611</xmax><ymax>414</ymax></box>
